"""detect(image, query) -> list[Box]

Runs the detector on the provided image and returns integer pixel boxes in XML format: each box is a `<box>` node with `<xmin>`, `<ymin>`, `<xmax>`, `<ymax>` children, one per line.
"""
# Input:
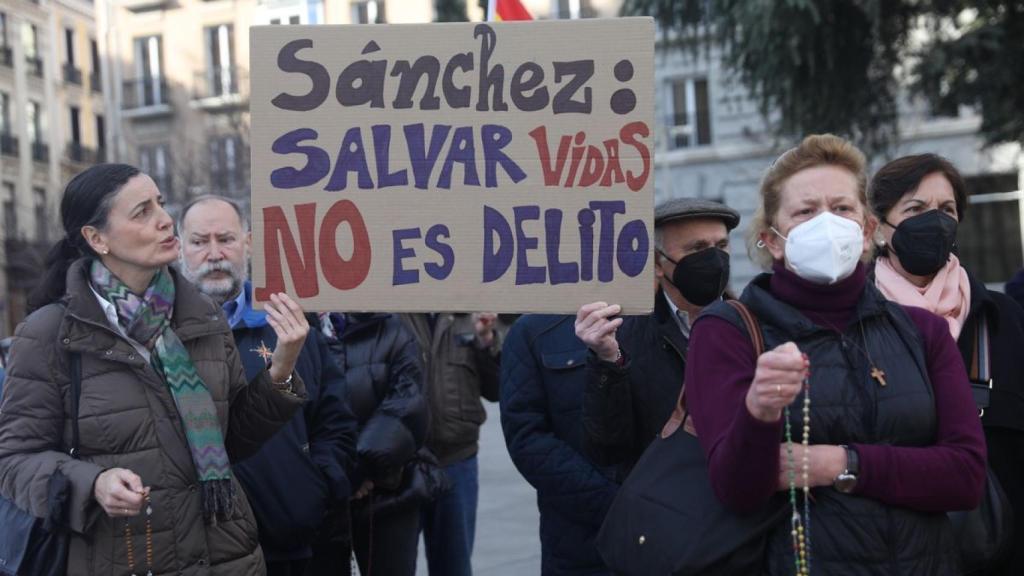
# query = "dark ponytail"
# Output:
<box><xmin>28</xmin><ymin>163</ymin><xmax>141</xmax><ymax>312</ymax></box>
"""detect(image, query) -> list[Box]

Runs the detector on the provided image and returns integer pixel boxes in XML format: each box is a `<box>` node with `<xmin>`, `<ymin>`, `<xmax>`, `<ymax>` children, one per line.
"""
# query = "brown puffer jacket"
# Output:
<box><xmin>400</xmin><ymin>314</ymin><xmax>502</xmax><ymax>467</ymax></box>
<box><xmin>0</xmin><ymin>260</ymin><xmax>306</xmax><ymax>576</ymax></box>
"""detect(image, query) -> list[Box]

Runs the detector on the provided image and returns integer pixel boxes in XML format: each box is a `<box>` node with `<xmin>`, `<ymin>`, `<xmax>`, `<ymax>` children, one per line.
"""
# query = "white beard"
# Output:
<box><xmin>180</xmin><ymin>255</ymin><xmax>247</xmax><ymax>305</ymax></box>
<box><xmin>198</xmin><ymin>276</ymin><xmax>241</xmax><ymax>304</ymax></box>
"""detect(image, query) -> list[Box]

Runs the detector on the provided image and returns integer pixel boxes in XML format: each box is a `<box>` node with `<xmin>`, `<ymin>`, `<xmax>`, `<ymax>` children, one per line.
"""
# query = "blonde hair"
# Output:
<box><xmin>747</xmin><ymin>134</ymin><xmax>869</xmax><ymax>269</ymax></box>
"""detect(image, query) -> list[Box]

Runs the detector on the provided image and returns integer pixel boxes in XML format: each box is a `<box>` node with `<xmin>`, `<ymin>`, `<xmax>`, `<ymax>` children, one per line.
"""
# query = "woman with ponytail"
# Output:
<box><xmin>0</xmin><ymin>164</ymin><xmax>311</xmax><ymax>575</ymax></box>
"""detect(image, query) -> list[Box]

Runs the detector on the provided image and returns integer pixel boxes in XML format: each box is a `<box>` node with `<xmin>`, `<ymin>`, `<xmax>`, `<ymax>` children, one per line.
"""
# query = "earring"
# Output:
<box><xmin>101</xmin><ymin>248</ymin><xmax>109</xmax><ymax>255</ymax></box>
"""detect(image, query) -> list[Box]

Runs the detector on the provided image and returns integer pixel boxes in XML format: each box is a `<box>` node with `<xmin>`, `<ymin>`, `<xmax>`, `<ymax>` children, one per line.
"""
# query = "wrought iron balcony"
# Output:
<box><xmin>121</xmin><ymin>0</ymin><xmax>172</xmax><ymax>12</ymax></box>
<box><xmin>26</xmin><ymin>56</ymin><xmax>43</xmax><ymax>78</ymax></box>
<box><xmin>66</xmin><ymin>142</ymin><xmax>97</xmax><ymax>164</ymax></box>
<box><xmin>31</xmin><ymin>141</ymin><xmax>49</xmax><ymax>163</ymax></box>
<box><xmin>122</xmin><ymin>78</ymin><xmax>173</xmax><ymax>118</ymax></box>
<box><xmin>191</xmin><ymin>67</ymin><xmax>247</xmax><ymax>111</ymax></box>
<box><xmin>64</xmin><ymin>63</ymin><xmax>83</xmax><ymax>85</ymax></box>
<box><xmin>0</xmin><ymin>133</ymin><xmax>18</xmax><ymax>157</ymax></box>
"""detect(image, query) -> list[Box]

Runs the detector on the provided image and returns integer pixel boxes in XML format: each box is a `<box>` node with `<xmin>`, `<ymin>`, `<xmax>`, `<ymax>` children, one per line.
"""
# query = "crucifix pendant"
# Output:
<box><xmin>871</xmin><ymin>366</ymin><xmax>887</xmax><ymax>387</ymax></box>
<box><xmin>251</xmin><ymin>341</ymin><xmax>274</xmax><ymax>366</ymax></box>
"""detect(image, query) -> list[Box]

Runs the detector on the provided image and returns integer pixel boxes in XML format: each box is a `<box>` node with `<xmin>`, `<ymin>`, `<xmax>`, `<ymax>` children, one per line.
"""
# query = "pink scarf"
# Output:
<box><xmin>875</xmin><ymin>255</ymin><xmax>971</xmax><ymax>339</ymax></box>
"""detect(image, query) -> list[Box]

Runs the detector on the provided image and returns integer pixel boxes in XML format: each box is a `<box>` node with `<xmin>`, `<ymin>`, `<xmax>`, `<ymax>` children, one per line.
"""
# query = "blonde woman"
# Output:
<box><xmin>685</xmin><ymin>136</ymin><xmax>985</xmax><ymax>574</ymax></box>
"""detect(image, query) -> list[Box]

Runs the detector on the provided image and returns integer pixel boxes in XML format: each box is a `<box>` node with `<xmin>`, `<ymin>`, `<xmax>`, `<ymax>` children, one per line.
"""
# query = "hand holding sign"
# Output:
<box><xmin>473</xmin><ymin>312</ymin><xmax>498</xmax><ymax>348</ymax></box>
<box><xmin>264</xmin><ymin>293</ymin><xmax>310</xmax><ymax>384</ymax></box>
<box><xmin>575</xmin><ymin>302</ymin><xmax>622</xmax><ymax>363</ymax></box>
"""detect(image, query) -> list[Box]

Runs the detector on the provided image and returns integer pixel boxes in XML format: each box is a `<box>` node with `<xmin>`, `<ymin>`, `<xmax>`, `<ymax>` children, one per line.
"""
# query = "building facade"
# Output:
<box><xmin>97</xmin><ymin>0</ymin><xmax>258</xmax><ymax>212</ymax></box>
<box><xmin>651</xmin><ymin>42</ymin><xmax>1024</xmax><ymax>291</ymax></box>
<box><xmin>91</xmin><ymin>0</ymin><xmax>617</xmax><ymax>226</ymax></box>
<box><xmin>92</xmin><ymin>0</ymin><xmax>480</xmax><ymax>225</ymax></box>
<box><xmin>0</xmin><ymin>0</ymin><xmax>615</xmax><ymax>335</ymax></box>
<box><xmin>10</xmin><ymin>2</ymin><xmax>1014</xmax><ymax>333</ymax></box>
<box><xmin>1</xmin><ymin>0</ymin><xmax>109</xmax><ymax>335</ymax></box>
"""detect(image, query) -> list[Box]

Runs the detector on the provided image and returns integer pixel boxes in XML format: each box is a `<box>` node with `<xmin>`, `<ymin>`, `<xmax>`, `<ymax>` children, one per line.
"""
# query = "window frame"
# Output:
<box><xmin>2</xmin><ymin>181</ymin><xmax>16</xmax><ymax>238</ymax></box>
<box><xmin>133</xmin><ymin>35</ymin><xmax>164</xmax><ymax>106</ymax></box>
<box><xmin>665</xmin><ymin>75</ymin><xmax>713</xmax><ymax>151</ymax></box>
<box><xmin>204</xmin><ymin>23</ymin><xmax>235</xmax><ymax>97</ymax></box>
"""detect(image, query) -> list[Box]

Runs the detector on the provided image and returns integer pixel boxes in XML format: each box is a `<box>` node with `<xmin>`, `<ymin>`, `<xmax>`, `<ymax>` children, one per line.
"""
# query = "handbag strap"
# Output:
<box><xmin>69</xmin><ymin>352</ymin><xmax>82</xmax><ymax>459</ymax></box>
<box><xmin>661</xmin><ymin>300</ymin><xmax>764</xmax><ymax>439</ymax></box>
<box><xmin>969</xmin><ymin>312</ymin><xmax>992</xmax><ymax>417</ymax></box>
<box><xmin>727</xmin><ymin>300</ymin><xmax>765</xmax><ymax>356</ymax></box>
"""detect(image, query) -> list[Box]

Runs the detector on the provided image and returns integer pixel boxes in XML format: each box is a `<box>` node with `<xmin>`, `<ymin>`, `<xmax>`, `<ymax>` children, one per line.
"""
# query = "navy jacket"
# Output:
<box><xmin>230</xmin><ymin>289</ymin><xmax>358</xmax><ymax>561</ymax></box>
<box><xmin>500</xmin><ymin>315</ymin><xmax>617</xmax><ymax>576</ymax></box>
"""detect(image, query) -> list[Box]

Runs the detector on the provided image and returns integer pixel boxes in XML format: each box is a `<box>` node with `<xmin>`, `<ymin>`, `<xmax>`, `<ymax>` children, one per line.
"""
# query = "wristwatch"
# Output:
<box><xmin>272</xmin><ymin>371</ymin><xmax>295</xmax><ymax>394</ymax></box>
<box><xmin>833</xmin><ymin>445</ymin><xmax>859</xmax><ymax>494</ymax></box>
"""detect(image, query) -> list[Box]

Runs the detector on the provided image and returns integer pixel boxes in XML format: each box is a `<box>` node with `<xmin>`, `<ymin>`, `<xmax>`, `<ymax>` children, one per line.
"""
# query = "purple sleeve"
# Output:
<box><xmin>852</xmin><ymin>306</ymin><xmax>987</xmax><ymax>512</ymax></box>
<box><xmin>685</xmin><ymin>316</ymin><xmax>783</xmax><ymax>514</ymax></box>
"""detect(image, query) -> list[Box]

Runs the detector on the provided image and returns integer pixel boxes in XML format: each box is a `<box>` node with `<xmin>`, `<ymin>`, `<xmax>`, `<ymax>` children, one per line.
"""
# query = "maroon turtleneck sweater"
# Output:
<box><xmin>685</xmin><ymin>262</ymin><xmax>986</xmax><ymax>514</ymax></box>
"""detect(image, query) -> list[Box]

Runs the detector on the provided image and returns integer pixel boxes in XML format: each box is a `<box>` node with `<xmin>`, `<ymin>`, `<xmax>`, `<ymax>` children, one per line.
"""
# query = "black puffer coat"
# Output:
<box><xmin>321</xmin><ymin>313</ymin><xmax>427</xmax><ymax>489</ymax></box>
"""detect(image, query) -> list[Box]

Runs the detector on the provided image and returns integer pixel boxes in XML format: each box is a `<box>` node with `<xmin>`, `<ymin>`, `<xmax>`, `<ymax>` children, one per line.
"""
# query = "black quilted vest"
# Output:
<box><xmin>703</xmin><ymin>273</ymin><xmax>960</xmax><ymax>575</ymax></box>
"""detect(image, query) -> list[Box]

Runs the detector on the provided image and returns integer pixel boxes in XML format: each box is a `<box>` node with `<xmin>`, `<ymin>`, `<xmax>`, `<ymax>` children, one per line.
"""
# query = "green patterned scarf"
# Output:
<box><xmin>90</xmin><ymin>260</ymin><xmax>233</xmax><ymax>521</ymax></box>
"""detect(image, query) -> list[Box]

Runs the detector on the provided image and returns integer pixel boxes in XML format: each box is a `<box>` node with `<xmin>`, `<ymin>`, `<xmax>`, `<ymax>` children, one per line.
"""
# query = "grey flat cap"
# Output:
<box><xmin>655</xmin><ymin>197</ymin><xmax>741</xmax><ymax>230</ymax></box>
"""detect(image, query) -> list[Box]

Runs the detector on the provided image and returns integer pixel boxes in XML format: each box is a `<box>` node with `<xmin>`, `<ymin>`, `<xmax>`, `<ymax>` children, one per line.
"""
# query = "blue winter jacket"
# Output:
<box><xmin>500</xmin><ymin>315</ymin><xmax>617</xmax><ymax>576</ymax></box>
<box><xmin>228</xmin><ymin>285</ymin><xmax>358</xmax><ymax>561</ymax></box>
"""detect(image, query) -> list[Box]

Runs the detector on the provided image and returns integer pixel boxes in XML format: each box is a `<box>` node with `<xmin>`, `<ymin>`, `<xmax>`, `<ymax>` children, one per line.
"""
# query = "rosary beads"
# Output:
<box><xmin>785</xmin><ymin>365</ymin><xmax>812</xmax><ymax>575</ymax></box>
<box><xmin>124</xmin><ymin>493</ymin><xmax>154</xmax><ymax>576</ymax></box>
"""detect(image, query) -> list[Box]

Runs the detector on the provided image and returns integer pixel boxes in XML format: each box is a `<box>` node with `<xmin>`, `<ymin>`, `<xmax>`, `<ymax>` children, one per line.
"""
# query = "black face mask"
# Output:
<box><xmin>887</xmin><ymin>210</ymin><xmax>959</xmax><ymax>277</ymax></box>
<box><xmin>659</xmin><ymin>247</ymin><xmax>730</xmax><ymax>306</ymax></box>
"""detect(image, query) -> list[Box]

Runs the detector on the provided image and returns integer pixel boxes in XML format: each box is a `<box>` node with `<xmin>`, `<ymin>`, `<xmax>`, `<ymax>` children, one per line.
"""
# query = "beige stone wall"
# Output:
<box><xmin>101</xmin><ymin>0</ymin><xmax>256</xmax><ymax>206</ymax></box>
<box><xmin>0</xmin><ymin>0</ymin><xmax>101</xmax><ymax>334</ymax></box>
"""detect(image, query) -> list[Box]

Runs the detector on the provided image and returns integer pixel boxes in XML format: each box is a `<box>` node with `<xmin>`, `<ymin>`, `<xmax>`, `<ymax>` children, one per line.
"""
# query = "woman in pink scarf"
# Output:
<box><xmin>870</xmin><ymin>154</ymin><xmax>1024</xmax><ymax>576</ymax></box>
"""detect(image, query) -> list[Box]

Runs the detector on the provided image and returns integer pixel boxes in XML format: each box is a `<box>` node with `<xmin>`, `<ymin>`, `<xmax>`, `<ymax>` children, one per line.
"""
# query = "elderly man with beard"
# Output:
<box><xmin>178</xmin><ymin>195</ymin><xmax>358</xmax><ymax>576</ymax></box>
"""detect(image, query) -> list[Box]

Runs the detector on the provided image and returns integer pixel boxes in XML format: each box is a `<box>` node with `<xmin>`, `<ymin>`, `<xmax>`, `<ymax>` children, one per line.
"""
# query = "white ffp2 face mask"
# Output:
<box><xmin>774</xmin><ymin>211</ymin><xmax>864</xmax><ymax>285</ymax></box>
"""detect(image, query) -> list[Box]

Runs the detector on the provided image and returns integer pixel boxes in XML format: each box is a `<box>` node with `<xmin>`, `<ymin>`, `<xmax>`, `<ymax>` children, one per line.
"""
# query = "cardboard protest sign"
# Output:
<box><xmin>249</xmin><ymin>18</ymin><xmax>655</xmax><ymax>313</ymax></box>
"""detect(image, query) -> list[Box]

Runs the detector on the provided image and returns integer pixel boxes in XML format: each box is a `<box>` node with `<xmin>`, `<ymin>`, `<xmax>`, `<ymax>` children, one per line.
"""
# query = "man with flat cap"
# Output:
<box><xmin>575</xmin><ymin>198</ymin><xmax>740</xmax><ymax>478</ymax></box>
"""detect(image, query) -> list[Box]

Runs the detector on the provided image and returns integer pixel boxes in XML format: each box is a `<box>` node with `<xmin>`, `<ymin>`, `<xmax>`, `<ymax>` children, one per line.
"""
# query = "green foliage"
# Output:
<box><xmin>435</xmin><ymin>0</ymin><xmax>469</xmax><ymax>22</ymax></box>
<box><xmin>624</xmin><ymin>0</ymin><xmax>1023</xmax><ymax>151</ymax></box>
<box><xmin>913</xmin><ymin>1</ymin><xmax>1024</xmax><ymax>146</ymax></box>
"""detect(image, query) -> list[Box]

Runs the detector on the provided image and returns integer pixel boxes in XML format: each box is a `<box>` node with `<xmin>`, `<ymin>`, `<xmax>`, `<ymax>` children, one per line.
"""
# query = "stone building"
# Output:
<box><xmin>1</xmin><ymin>0</ymin><xmax>109</xmax><ymax>334</ymax></box>
<box><xmin>651</xmin><ymin>42</ymin><xmax>1023</xmax><ymax>291</ymax></box>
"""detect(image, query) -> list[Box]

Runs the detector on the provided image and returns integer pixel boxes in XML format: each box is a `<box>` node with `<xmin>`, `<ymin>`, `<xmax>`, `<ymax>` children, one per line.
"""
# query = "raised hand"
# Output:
<box><xmin>472</xmin><ymin>312</ymin><xmax>498</xmax><ymax>348</ymax></box>
<box><xmin>574</xmin><ymin>302</ymin><xmax>623</xmax><ymax>362</ymax></box>
<box><xmin>264</xmin><ymin>293</ymin><xmax>310</xmax><ymax>384</ymax></box>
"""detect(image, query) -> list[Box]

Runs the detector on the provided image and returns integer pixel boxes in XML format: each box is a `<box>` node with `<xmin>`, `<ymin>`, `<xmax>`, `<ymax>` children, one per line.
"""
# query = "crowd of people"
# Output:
<box><xmin>0</xmin><ymin>133</ymin><xmax>1021</xmax><ymax>576</ymax></box>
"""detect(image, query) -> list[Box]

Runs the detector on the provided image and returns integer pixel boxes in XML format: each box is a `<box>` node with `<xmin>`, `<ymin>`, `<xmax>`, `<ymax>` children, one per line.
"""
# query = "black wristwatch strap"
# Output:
<box><xmin>843</xmin><ymin>445</ymin><xmax>859</xmax><ymax>476</ymax></box>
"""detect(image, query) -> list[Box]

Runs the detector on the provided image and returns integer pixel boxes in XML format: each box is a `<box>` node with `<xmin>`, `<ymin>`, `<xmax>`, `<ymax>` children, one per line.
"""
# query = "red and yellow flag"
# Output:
<box><xmin>487</xmin><ymin>0</ymin><xmax>533</xmax><ymax>21</ymax></box>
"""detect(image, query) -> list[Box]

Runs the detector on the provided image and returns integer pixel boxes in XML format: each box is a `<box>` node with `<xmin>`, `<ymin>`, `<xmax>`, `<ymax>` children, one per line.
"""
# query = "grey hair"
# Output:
<box><xmin>653</xmin><ymin>226</ymin><xmax>665</xmax><ymax>263</ymax></box>
<box><xmin>178</xmin><ymin>195</ymin><xmax>249</xmax><ymax>233</ymax></box>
